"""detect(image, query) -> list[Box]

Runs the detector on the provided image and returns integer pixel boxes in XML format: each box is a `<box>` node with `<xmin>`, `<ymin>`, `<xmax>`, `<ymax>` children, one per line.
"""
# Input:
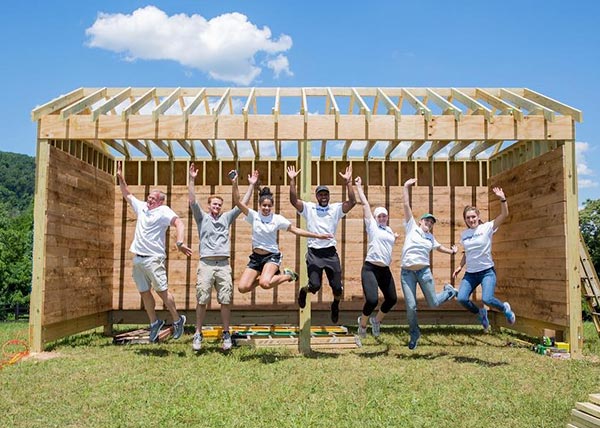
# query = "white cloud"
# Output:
<box><xmin>86</xmin><ymin>6</ymin><xmax>293</xmax><ymax>85</ymax></box>
<box><xmin>267</xmin><ymin>54</ymin><xmax>293</xmax><ymax>78</ymax></box>
<box><xmin>578</xmin><ymin>178</ymin><xmax>598</xmax><ymax>189</ymax></box>
<box><xmin>576</xmin><ymin>141</ymin><xmax>599</xmax><ymax>188</ymax></box>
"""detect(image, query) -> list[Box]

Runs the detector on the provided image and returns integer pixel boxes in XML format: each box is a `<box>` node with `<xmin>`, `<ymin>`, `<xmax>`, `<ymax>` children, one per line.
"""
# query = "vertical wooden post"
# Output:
<box><xmin>29</xmin><ymin>141</ymin><xmax>50</xmax><ymax>352</ymax></box>
<box><xmin>298</xmin><ymin>139</ymin><xmax>312</xmax><ymax>354</ymax></box>
<box><xmin>564</xmin><ymin>140</ymin><xmax>583</xmax><ymax>357</ymax></box>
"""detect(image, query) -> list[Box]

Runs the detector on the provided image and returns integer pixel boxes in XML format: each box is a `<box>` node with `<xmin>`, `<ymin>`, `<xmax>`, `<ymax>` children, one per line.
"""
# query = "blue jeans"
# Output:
<box><xmin>401</xmin><ymin>267</ymin><xmax>454</xmax><ymax>336</ymax></box>
<box><xmin>457</xmin><ymin>267</ymin><xmax>505</xmax><ymax>314</ymax></box>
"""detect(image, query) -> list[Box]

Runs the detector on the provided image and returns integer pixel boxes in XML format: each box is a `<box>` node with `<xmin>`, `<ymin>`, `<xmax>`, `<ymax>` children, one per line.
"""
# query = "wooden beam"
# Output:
<box><xmin>451</xmin><ymin>88</ymin><xmax>493</xmax><ymax>122</ymax></box>
<box><xmin>60</xmin><ymin>88</ymin><xmax>107</xmax><ymax>120</ymax></box>
<box><xmin>327</xmin><ymin>87</ymin><xmax>340</xmax><ymax>122</ymax></box>
<box><xmin>384</xmin><ymin>141</ymin><xmax>401</xmax><ymax>160</ymax></box>
<box><xmin>500</xmin><ymin>89</ymin><xmax>555</xmax><ymax>121</ymax></box>
<box><xmin>402</xmin><ymin>89</ymin><xmax>432</xmax><ymax>121</ymax></box>
<box><xmin>226</xmin><ymin>139</ymin><xmax>238</xmax><ymax>158</ymax></box>
<box><xmin>91</xmin><ymin>87</ymin><xmax>131</xmax><ymax>122</ymax></box>
<box><xmin>152</xmin><ymin>87</ymin><xmax>181</xmax><ymax>122</ymax></box>
<box><xmin>272</xmin><ymin>87</ymin><xmax>280</xmax><ymax>123</ymax></box>
<box><xmin>522</xmin><ymin>88</ymin><xmax>583</xmax><ymax>122</ymax></box>
<box><xmin>363</xmin><ymin>141</ymin><xmax>377</xmax><ymax>158</ymax></box>
<box><xmin>406</xmin><ymin>141</ymin><xmax>426</xmax><ymax>159</ymax></box>
<box><xmin>32</xmin><ymin>88</ymin><xmax>85</xmax><ymax>121</ymax></box>
<box><xmin>301</xmin><ymin>88</ymin><xmax>308</xmax><ymax>123</ymax></box>
<box><xmin>427</xmin><ymin>141</ymin><xmax>452</xmax><ymax>158</ymax></box>
<box><xmin>342</xmin><ymin>140</ymin><xmax>352</xmax><ymax>160</ymax></box>
<box><xmin>200</xmin><ymin>139</ymin><xmax>216</xmax><ymax>159</ymax></box>
<box><xmin>426</xmin><ymin>89</ymin><xmax>462</xmax><ymax>120</ymax></box>
<box><xmin>470</xmin><ymin>140</ymin><xmax>500</xmax><ymax>159</ymax></box>
<box><xmin>476</xmin><ymin>88</ymin><xmax>523</xmax><ymax>121</ymax></box>
<box><xmin>376</xmin><ymin>88</ymin><xmax>401</xmax><ymax>121</ymax></box>
<box><xmin>243</xmin><ymin>87</ymin><xmax>256</xmax><ymax>122</ymax></box>
<box><xmin>122</xmin><ymin>88</ymin><xmax>156</xmax><ymax>120</ymax></box>
<box><xmin>250</xmin><ymin>140</ymin><xmax>260</xmax><ymax>158</ymax></box>
<box><xmin>182</xmin><ymin>88</ymin><xmax>206</xmax><ymax>122</ymax></box>
<box><xmin>103</xmin><ymin>139</ymin><xmax>129</xmax><ymax>158</ymax></box>
<box><xmin>126</xmin><ymin>139</ymin><xmax>151</xmax><ymax>158</ymax></box>
<box><xmin>320</xmin><ymin>140</ymin><xmax>327</xmax><ymax>160</ymax></box>
<box><xmin>177</xmin><ymin>139</ymin><xmax>195</xmax><ymax>157</ymax></box>
<box><xmin>275</xmin><ymin>140</ymin><xmax>282</xmax><ymax>160</ymax></box>
<box><xmin>153</xmin><ymin>140</ymin><xmax>173</xmax><ymax>158</ymax></box>
<box><xmin>212</xmin><ymin>88</ymin><xmax>231</xmax><ymax>122</ymax></box>
<box><xmin>351</xmin><ymin>88</ymin><xmax>371</xmax><ymax>121</ymax></box>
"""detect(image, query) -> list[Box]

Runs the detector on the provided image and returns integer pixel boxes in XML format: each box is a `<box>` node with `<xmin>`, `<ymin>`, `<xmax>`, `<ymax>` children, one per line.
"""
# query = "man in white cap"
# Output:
<box><xmin>287</xmin><ymin>165</ymin><xmax>356</xmax><ymax>323</ymax></box>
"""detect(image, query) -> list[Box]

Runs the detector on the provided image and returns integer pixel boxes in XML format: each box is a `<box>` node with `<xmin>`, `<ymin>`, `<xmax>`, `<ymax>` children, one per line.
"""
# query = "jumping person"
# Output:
<box><xmin>452</xmin><ymin>187</ymin><xmax>516</xmax><ymax>330</ymax></box>
<box><xmin>401</xmin><ymin>178</ymin><xmax>458</xmax><ymax>350</ymax></box>
<box><xmin>188</xmin><ymin>164</ymin><xmax>258</xmax><ymax>351</ymax></box>
<box><xmin>287</xmin><ymin>165</ymin><xmax>356</xmax><ymax>323</ymax></box>
<box><xmin>354</xmin><ymin>176</ymin><xmax>398</xmax><ymax>338</ymax></box>
<box><xmin>231</xmin><ymin>171</ymin><xmax>332</xmax><ymax>293</ymax></box>
<box><xmin>116</xmin><ymin>161</ymin><xmax>191</xmax><ymax>343</ymax></box>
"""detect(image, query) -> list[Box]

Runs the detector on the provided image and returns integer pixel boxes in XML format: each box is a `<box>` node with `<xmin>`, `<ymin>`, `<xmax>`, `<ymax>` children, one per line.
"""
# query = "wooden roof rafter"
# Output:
<box><xmin>406</xmin><ymin>141</ymin><xmax>426</xmax><ymax>160</ymax></box>
<box><xmin>60</xmin><ymin>88</ymin><xmax>107</xmax><ymax>120</ymax></box>
<box><xmin>402</xmin><ymin>89</ymin><xmax>432</xmax><ymax>121</ymax></box>
<box><xmin>272</xmin><ymin>88</ymin><xmax>280</xmax><ymax>123</ymax></box>
<box><xmin>200</xmin><ymin>139</ymin><xmax>216</xmax><ymax>160</ymax></box>
<box><xmin>500</xmin><ymin>89</ymin><xmax>555</xmax><ymax>121</ymax></box>
<box><xmin>122</xmin><ymin>88</ymin><xmax>156</xmax><ymax>120</ymax></box>
<box><xmin>427</xmin><ymin>141</ymin><xmax>453</xmax><ymax>158</ymax></box>
<box><xmin>450</xmin><ymin>88</ymin><xmax>493</xmax><ymax>122</ymax></box>
<box><xmin>326</xmin><ymin>87</ymin><xmax>340</xmax><ymax>122</ymax></box>
<box><xmin>102</xmin><ymin>139</ymin><xmax>130</xmax><ymax>159</ymax></box>
<box><xmin>153</xmin><ymin>140</ymin><xmax>174</xmax><ymax>159</ymax></box>
<box><xmin>153</xmin><ymin>87</ymin><xmax>181</xmax><ymax>122</ymax></box>
<box><xmin>243</xmin><ymin>88</ymin><xmax>256</xmax><ymax>122</ymax></box>
<box><xmin>475</xmin><ymin>88</ymin><xmax>523</xmax><ymax>121</ymax></box>
<box><xmin>351</xmin><ymin>88</ymin><xmax>372</xmax><ymax>122</ymax></box>
<box><xmin>91</xmin><ymin>87</ymin><xmax>131</xmax><ymax>122</ymax></box>
<box><xmin>126</xmin><ymin>139</ymin><xmax>151</xmax><ymax>159</ymax></box>
<box><xmin>522</xmin><ymin>88</ymin><xmax>583</xmax><ymax>122</ymax></box>
<box><xmin>470</xmin><ymin>140</ymin><xmax>502</xmax><ymax>160</ymax></box>
<box><xmin>212</xmin><ymin>88</ymin><xmax>231</xmax><ymax>122</ymax></box>
<box><xmin>32</xmin><ymin>88</ymin><xmax>85</xmax><ymax>121</ymax></box>
<box><xmin>384</xmin><ymin>141</ymin><xmax>402</xmax><ymax>160</ymax></box>
<box><xmin>177</xmin><ymin>139</ymin><xmax>195</xmax><ymax>158</ymax></box>
<box><xmin>375</xmin><ymin>88</ymin><xmax>401</xmax><ymax>121</ymax></box>
<box><xmin>448</xmin><ymin>141</ymin><xmax>474</xmax><ymax>160</ymax></box>
<box><xmin>226</xmin><ymin>139</ymin><xmax>238</xmax><ymax>158</ymax></box>
<box><xmin>182</xmin><ymin>88</ymin><xmax>206</xmax><ymax>122</ymax></box>
<box><xmin>426</xmin><ymin>89</ymin><xmax>462</xmax><ymax>121</ymax></box>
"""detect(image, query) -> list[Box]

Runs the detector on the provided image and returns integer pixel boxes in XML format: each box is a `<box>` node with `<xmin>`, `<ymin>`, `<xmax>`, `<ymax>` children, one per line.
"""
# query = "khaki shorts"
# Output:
<box><xmin>196</xmin><ymin>258</ymin><xmax>233</xmax><ymax>305</ymax></box>
<box><xmin>132</xmin><ymin>255</ymin><xmax>168</xmax><ymax>293</ymax></box>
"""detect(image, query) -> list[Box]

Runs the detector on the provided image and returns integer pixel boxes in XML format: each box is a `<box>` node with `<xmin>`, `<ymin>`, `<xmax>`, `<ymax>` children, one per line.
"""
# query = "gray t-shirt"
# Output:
<box><xmin>191</xmin><ymin>201</ymin><xmax>241</xmax><ymax>259</ymax></box>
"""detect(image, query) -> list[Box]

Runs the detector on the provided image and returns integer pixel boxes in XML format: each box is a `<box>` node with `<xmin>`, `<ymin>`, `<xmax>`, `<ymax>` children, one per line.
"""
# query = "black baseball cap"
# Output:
<box><xmin>315</xmin><ymin>185</ymin><xmax>330</xmax><ymax>194</ymax></box>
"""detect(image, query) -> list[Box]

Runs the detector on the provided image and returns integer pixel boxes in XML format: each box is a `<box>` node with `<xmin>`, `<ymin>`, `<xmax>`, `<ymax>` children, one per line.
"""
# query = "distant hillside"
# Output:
<box><xmin>0</xmin><ymin>151</ymin><xmax>35</xmax><ymax>215</ymax></box>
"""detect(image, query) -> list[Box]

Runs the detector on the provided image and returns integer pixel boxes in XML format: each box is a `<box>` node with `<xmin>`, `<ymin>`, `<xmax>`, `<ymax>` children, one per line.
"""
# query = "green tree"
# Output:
<box><xmin>580</xmin><ymin>198</ymin><xmax>600</xmax><ymax>274</ymax></box>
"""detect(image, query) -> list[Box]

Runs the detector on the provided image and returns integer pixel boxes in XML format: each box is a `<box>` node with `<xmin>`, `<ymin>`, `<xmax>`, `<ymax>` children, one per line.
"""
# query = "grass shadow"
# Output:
<box><xmin>451</xmin><ymin>355</ymin><xmax>509</xmax><ymax>367</ymax></box>
<box><xmin>133</xmin><ymin>348</ymin><xmax>186</xmax><ymax>358</ymax></box>
<box><xmin>396</xmin><ymin>351</ymin><xmax>450</xmax><ymax>360</ymax></box>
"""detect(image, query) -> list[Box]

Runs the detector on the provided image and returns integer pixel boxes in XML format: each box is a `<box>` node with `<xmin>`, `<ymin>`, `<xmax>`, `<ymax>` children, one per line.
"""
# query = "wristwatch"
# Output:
<box><xmin>176</xmin><ymin>241</ymin><xmax>184</xmax><ymax>248</ymax></box>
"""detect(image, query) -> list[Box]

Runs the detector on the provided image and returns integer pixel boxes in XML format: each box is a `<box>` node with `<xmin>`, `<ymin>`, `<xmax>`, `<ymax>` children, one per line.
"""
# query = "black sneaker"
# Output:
<box><xmin>298</xmin><ymin>287</ymin><xmax>308</xmax><ymax>308</ymax></box>
<box><xmin>331</xmin><ymin>300</ymin><xmax>340</xmax><ymax>324</ymax></box>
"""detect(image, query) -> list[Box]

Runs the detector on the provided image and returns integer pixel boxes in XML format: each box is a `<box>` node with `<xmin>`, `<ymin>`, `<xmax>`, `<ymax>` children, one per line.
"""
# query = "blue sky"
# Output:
<box><xmin>2</xmin><ymin>1</ymin><xmax>600</xmax><ymax>202</ymax></box>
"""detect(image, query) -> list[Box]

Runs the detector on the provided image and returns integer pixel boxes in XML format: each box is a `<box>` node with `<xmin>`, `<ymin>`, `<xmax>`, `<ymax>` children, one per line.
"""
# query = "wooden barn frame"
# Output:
<box><xmin>30</xmin><ymin>87</ymin><xmax>583</xmax><ymax>355</ymax></box>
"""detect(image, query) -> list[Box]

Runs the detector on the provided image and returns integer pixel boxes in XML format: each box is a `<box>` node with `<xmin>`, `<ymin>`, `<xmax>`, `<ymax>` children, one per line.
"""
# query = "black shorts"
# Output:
<box><xmin>306</xmin><ymin>246</ymin><xmax>343</xmax><ymax>296</ymax></box>
<box><xmin>247</xmin><ymin>251</ymin><xmax>282</xmax><ymax>272</ymax></box>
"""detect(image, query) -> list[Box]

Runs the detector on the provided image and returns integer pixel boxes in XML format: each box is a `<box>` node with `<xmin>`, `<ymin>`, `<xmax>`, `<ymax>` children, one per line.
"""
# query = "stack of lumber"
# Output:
<box><xmin>568</xmin><ymin>394</ymin><xmax>600</xmax><ymax>427</ymax></box>
<box><xmin>113</xmin><ymin>327</ymin><xmax>172</xmax><ymax>344</ymax></box>
<box><xmin>231</xmin><ymin>324</ymin><xmax>359</xmax><ymax>349</ymax></box>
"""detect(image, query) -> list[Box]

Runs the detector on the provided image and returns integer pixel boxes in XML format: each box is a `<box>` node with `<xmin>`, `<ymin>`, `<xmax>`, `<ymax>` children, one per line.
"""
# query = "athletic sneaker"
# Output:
<box><xmin>192</xmin><ymin>332</ymin><xmax>203</xmax><ymax>351</ymax></box>
<box><xmin>222</xmin><ymin>331</ymin><xmax>233</xmax><ymax>351</ymax></box>
<box><xmin>172</xmin><ymin>315</ymin><xmax>186</xmax><ymax>340</ymax></box>
<box><xmin>149</xmin><ymin>319</ymin><xmax>165</xmax><ymax>343</ymax></box>
<box><xmin>478</xmin><ymin>307</ymin><xmax>490</xmax><ymax>331</ymax></box>
<box><xmin>283</xmin><ymin>268</ymin><xmax>299</xmax><ymax>282</ymax></box>
<box><xmin>298</xmin><ymin>287</ymin><xmax>308</xmax><ymax>308</ymax></box>
<box><xmin>331</xmin><ymin>300</ymin><xmax>340</xmax><ymax>324</ymax></box>
<box><xmin>357</xmin><ymin>316</ymin><xmax>367</xmax><ymax>338</ymax></box>
<box><xmin>443</xmin><ymin>284</ymin><xmax>458</xmax><ymax>300</ymax></box>
<box><xmin>369</xmin><ymin>315</ymin><xmax>381</xmax><ymax>337</ymax></box>
<box><xmin>504</xmin><ymin>302</ymin><xmax>516</xmax><ymax>325</ymax></box>
<box><xmin>408</xmin><ymin>331</ymin><xmax>421</xmax><ymax>350</ymax></box>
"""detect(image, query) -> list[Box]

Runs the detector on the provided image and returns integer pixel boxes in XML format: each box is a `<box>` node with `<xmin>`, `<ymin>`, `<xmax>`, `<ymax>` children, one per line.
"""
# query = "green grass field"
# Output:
<box><xmin>0</xmin><ymin>321</ymin><xmax>598</xmax><ymax>428</ymax></box>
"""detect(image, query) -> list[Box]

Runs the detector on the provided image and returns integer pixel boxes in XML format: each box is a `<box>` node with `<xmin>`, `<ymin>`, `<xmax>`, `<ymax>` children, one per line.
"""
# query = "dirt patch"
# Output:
<box><xmin>25</xmin><ymin>351</ymin><xmax>61</xmax><ymax>362</ymax></box>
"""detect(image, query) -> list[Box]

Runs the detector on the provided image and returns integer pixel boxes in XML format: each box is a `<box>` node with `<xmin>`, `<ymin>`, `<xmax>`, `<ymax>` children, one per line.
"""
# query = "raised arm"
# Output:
<box><xmin>229</xmin><ymin>171</ymin><xmax>249</xmax><ymax>216</ymax></box>
<box><xmin>240</xmin><ymin>170</ymin><xmax>259</xmax><ymax>205</ymax></box>
<box><xmin>491</xmin><ymin>187</ymin><xmax>509</xmax><ymax>228</ymax></box>
<box><xmin>188</xmin><ymin>163</ymin><xmax>199</xmax><ymax>205</ymax></box>
<box><xmin>116</xmin><ymin>161</ymin><xmax>132</xmax><ymax>201</ymax></box>
<box><xmin>287</xmin><ymin>165</ymin><xmax>304</xmax><ymax>212</ymax></box>
<box><xmin>403</xmin><ymin>178</ymin><xmax>417</xmax><ymax>222</ymax></box>
<box><xmin>339</xmin><ymin>165</ymin><xmax>356</xmax><ymax>214</ymax></box>
<box><xmin>436</xmin><ymin>244</ymin><xmax>458</xmax><ymax>256</ymax></box>
<box><xmin>170</xmin><ymin>216</ymin><xmax>192</xmax><ymax>257</ymax></box>
<box><xmin>287</xmin><ymin>225</ymin><xmax>334</xmax><ymax>240</ymax></box>
<box><xmin>354</xmin><ymin>176</ymin><xmax>372</xmax><ymax>221</ymax></box>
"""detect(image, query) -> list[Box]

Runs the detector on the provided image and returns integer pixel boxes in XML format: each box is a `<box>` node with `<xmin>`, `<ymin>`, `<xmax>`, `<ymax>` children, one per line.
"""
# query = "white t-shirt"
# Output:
<box><xmin>401</xmin><ymin>217</ymin><xmax>440</xmax><ymax>268</ymax></box>
<box><xmin>128</xmin><ymin>195</ymin><xmax>177</xmax><ymax>257</ymax></box>
<box><xmin>245</xmin><ymin>209</ymin><xmax>291</xmax><ymax>254</ymax></box>
<box><xmin>299</xmin><ymin>202</ymin><xmax>345</xmax><ymax>249</ymax></box>
<box><xmin>461</xmin><ymin>221</ymin><xmax>495</xmax><ymax>273</ymax></box>
<box><xmin>365</xmin><ymin>217</ymin><xmax>396</xmax><ymax>267</ymax></box>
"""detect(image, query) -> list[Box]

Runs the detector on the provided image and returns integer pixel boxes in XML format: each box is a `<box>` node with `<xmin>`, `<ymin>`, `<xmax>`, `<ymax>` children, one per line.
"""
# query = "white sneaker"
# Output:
<box><xmin>357</xmin><ymin>316</ymin><xmax>367</xmax><ymax>338</ymax></box>
<box><xmin>192</xmin><ymin>332</ymin><xmax>203</xmax><ymax>351</ymax></box>
<box><xmin>222</xmin><ymin>331</ymin><xmax>233</xmax><ymax>351</ymax></box>
<box><xmin>369</xmin><ymin>316</ymin><xmax>381</xmax><ymax>337</ymax></box>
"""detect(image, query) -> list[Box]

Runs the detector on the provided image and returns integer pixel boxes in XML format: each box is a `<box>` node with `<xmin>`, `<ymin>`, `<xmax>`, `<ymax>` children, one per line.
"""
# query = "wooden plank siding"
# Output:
<box><xmin>488</xmin><ymin>146</ymin><xmax>569</xmax><ymax>330</ymax></box>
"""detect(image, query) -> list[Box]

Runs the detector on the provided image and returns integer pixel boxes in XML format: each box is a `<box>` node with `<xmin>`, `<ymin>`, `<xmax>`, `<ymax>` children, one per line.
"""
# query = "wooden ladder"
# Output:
<box><xmin>579</xmin><ymin>233</ymin><xmax>600</xmax><ymax>336</ymax></box>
